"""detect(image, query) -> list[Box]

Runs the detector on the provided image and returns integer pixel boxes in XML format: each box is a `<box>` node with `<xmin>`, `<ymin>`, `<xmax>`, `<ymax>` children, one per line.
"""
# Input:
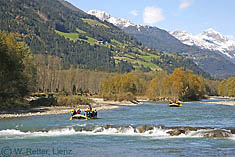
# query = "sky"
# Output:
<box><xmin>66</xmin><ymin>0</ymin><xmax>235</xmax><ymax>39</ymax></box>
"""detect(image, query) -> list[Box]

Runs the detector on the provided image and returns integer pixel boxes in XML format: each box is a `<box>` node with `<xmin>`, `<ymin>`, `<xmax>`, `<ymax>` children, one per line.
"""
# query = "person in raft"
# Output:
<box><xmin>76</xmin><ymin>108</ymin><xmax>81</xmax><ymax>114</ymax></box>
<box><xmin>70</xmin><ymin>109</ymin><xmax>77</xmax><ymax>116</ymax></box>
<box><xmin>86</xmin><ymin>105</ymin><xmax>94</xmax><ymax>117</ymax></box>
<box><xmin>93</xmin><ymin>108</ymin><xmax>97</xmax><ymax>117</ymax></box>
<box><xmin>175</xmin><ymin>100</ymin><xmax>180</xmax><ymax>105</ymax></box>
<box><xmin>85</xmin><ymin>107</ymin><xmax>90</xmax><ymax>117</ymax></box>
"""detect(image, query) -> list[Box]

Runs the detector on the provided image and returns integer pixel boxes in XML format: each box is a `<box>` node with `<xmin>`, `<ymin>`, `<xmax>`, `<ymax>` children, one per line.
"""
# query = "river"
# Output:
<box><xmin>0</xmin><ymin>98</ymin><xmax>235</xmax><ymax>157</ymax></box>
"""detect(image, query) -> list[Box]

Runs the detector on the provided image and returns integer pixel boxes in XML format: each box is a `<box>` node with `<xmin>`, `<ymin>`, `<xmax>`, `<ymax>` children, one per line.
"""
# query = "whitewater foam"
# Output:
<box><xmin>0</xmin><ymin>127</ymin><xmax>77</xmax><ymax>138</ymax></box>
<box><xmin>79</xmin><ymin>126</ymin><xmax>175</xmax><ymax>139</ymax></box>
<box><xmin>0</xmin><ymin>126</ymin><xmax>234</xmax><ymax>140</ymax></box>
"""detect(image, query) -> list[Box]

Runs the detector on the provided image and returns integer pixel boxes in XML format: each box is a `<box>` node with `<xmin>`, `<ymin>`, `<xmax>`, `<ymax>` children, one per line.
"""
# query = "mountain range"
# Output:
<box><xmin>170</xmin><ymin>29</ymin><xmax>235</xmax><ymax>63</ymax></box>
<box><xmin>88</xmin><ymin>10</ymin><xmax>235</xmax><ymax>78</ymax></box>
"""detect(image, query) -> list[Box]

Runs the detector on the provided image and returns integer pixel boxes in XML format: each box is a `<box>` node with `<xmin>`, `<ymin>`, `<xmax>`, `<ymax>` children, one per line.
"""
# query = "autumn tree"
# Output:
<box><xmin>146</xmin><ymin>68</ymin><xmax>206</xmax><ymax>101</ymax></box>
<box><xmin>168</xmin><ymin>68</ymin><xmax>205</xmax><ymax>101</ymax></box>
<box><xmin>100</xmin><ymin>73</ymin><xmax>146</xmax><ymax>101</ymax></box>
<box><xmin>181</xmin><ymin>70</ymin><xmax>205</xmax><ymax>101</ymax></box>
<box><xmin>218</xmin><ymin>77</ymin><xmax>235</xmax><ymax>97</ymax></box>
<box><xmin>204</xmin><ymin>79</ymin><xmax>219</xmax><ymax>96</ymax></box>
<box><xmin>146</xmin><ymin>71</ymin><xmax>168</xmax><ymax>99</ymax></box>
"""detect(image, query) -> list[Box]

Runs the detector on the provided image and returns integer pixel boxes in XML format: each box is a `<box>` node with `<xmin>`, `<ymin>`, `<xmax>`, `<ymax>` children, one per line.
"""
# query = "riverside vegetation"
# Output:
<box><xmin>1</xmin><ymin>31</ymin><xmax>234</xmax><ymax>111</ymax></box>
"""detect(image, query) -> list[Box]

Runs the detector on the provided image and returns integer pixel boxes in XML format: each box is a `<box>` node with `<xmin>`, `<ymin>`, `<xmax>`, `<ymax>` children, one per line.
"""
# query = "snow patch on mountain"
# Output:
<box><xmin>87</xmin><ymin>10</ymin><xmax>138</xmax><ymax>28</ymax></box>
<box><xmin>170</xmin><ymin>29</ymin><xmax>235</xmax><ymax>59</ymax></box>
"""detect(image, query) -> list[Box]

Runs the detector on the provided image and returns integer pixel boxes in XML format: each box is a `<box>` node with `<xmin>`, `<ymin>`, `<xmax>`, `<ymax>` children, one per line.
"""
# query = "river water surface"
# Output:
<box><xmin>0</xmin><ymin>99</ymin><xmax>235</xmax><ymax>157</ymax></box>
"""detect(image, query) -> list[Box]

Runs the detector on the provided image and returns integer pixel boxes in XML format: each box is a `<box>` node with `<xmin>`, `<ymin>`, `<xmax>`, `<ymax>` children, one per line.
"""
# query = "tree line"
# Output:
<box><xmin>34</xmin><ymin>54</ymin><xmax>110</xmax><ymax>94</ymax></box>
<box><xmin>100</xmin><ymin>68</ymin><xmax>206</xmax><ymax>101</ymax></box>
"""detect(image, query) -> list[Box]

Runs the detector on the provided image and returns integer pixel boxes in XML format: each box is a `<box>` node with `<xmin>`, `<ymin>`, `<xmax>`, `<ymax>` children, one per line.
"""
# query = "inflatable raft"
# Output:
<box><xmin>169</xmin><ymin>103</ymin><xmax>182</xmax><ymax>107</ymax></box>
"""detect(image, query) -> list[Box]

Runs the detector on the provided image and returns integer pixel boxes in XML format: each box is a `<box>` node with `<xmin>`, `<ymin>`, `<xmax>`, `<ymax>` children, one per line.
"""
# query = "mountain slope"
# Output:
<box><xmin>122</xmin><ymin>25</ymin><xmax>192</xmax><ymax>53</ymax></box>
<box><xmin>88</xmin><ymin>10</ymin><xmax>235</xmax><ymax>78</ymax></box>
<box><xmin>0</xmin><ymin>0</ymin><xmax>209</xmax><ymax>77</ymax></box>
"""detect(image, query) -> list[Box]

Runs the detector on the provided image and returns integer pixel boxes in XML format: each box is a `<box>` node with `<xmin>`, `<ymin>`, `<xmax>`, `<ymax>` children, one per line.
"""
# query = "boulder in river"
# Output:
<box><xmin>182</xmin><ymin>127</ymin><xmax>198</xmax><ymax>132</ymax></box>
<box><xmin>138</xmin><ymin>125</ymin><xmax>147</xmax><ymax>133</ymax></box>
<box><xmin>146</xmin><ymin>125</ymin><xmax>154</xmax><ymax>131</ymax></box>
<box><xmin>167</xmin><ymin>129</ymin><xmax>185</xmax><ymax>136</ymax></box>
<box><xmin>105</xmin><ymin>124</ymin><xmax>112</xmax><ymax>129</ymax></box>
<box><xmin>203</xmin><ymin>130</ymin><xmax>231</xmax><ymax>138</ymax></box>
<box><xmin>229</xmin><ymin>129</ymin><xmax>235</xmax><ymax>134</ymax></box>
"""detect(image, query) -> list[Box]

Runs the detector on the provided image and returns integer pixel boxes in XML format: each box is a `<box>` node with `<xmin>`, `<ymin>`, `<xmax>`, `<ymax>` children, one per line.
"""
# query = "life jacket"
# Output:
<box><xmin>71</xmin><ymin>109</ymin><xmax>76</xmax><ymax>115</ymax></box>
<box><xmin>86</xmin><ymin>108</ymin><xmax>91</xmax><ymax>114</ymax></box>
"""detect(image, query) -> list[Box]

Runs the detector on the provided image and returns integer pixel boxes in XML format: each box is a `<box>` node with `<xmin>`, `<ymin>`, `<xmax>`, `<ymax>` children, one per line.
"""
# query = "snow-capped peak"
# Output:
<box><xmin>87</xmin><ymin>10</ymin><xmax>136</xmax><ymax>28</ymax></box>
<box><xmin>87</xmin><ymin>10</ymin><xmax>110</xmax><ymax>21</ymax></box>
<box><xmin>201</xmin><ymin>28</ymin><xmax>228</xmax><ymax>43</ymax></box>
<box><xmin>170</xmin><ymin>29</ymin><xmax>235</xmax><ymax>59</ymax></box>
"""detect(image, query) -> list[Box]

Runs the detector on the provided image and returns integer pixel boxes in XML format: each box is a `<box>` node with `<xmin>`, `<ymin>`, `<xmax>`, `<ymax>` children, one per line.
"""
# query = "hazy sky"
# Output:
<box><xmin>66</xmin><ymin>0</ymin><xmax>235</xmax><ymax>38</ymax></box>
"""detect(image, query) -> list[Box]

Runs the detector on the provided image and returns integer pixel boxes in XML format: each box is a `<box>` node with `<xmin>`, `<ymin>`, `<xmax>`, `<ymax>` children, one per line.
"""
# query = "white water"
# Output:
<box><xmin>1</xmin><ymin>126</ymin><xmax>234</xmax><ymax>140</ymax></box>
<box><xmin>0</xmin><ymin>127</ymin><xmax>77</xmax><ymax>138</ymax></box>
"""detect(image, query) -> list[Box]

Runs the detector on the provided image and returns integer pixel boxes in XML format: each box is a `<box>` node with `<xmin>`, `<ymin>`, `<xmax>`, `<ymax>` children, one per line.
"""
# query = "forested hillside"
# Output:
<box><xmin>0</xmin><ymin>0</ymin><xmax>209</xmax><ymax>77</ymax></box>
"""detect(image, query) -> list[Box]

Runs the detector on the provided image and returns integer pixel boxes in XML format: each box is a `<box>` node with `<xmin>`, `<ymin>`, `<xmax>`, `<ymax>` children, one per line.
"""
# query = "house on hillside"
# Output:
<box><xmin>95</xmin><ymin>40</ymin><xmax>104</xmax><ymax>44</ymax></box>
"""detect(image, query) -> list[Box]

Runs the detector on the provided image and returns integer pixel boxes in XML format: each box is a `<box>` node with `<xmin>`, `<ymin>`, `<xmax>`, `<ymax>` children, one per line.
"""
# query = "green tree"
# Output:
<box><xmin>0</xmin><ymin>31</ymin><xmax>34</xmax><ymax>108</ymax></box>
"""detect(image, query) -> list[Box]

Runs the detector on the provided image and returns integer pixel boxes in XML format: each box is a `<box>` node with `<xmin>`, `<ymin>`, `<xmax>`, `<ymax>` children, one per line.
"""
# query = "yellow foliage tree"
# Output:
<box><xmin>146</xmin><ymin>68</ymin><xmax>206</xmax><ymax>101</ymax></box>
<box><xmin>218</xmin><ymin>77</ymin><xmax>235</xmax><ymax>97</ymax></box>
<box><xmin>100</xmin><ymin>73</ymin><xmax>146</xmax><ymax>101</ymax></box>
<box><xmin>146</xmin><ymin>71</ymin><xmax>168</xmax><ymax>99</ymax></box>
